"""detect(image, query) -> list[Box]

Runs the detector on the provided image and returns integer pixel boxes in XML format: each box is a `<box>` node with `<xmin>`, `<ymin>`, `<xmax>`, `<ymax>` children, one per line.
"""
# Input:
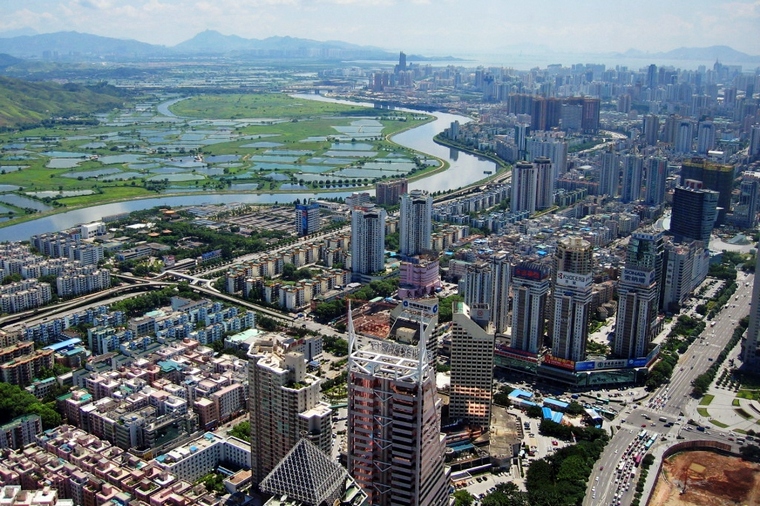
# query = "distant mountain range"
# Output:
<box><xmin>0</xmin><ymin>30</ymin><xmax>401</xmax><ymax>61</ymax></box>
<box><xmin>616</xmin><ymin>45</ymin><xmax>760</xmax><ymax>63</ymax></box>
<box><xmin>0</xmin><ymin>30</ymin><xmax>755</xmax><ymax>66</ymax></box>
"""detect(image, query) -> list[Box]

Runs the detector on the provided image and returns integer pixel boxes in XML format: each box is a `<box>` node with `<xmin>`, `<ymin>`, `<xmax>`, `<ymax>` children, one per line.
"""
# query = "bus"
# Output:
<box><xmin>638</xmin><ymin>429</ymin><xmax>647</xmax><ymax>440</ymax></box>
<box><xmin>645</xmin><ymin>437</ymin><xmax>656</xmax><ymax>450</ymax></box>
<box><xmin>634</xmin><ymin>454</ymin><xmax>642</xmax><ymax>466</ymax></box>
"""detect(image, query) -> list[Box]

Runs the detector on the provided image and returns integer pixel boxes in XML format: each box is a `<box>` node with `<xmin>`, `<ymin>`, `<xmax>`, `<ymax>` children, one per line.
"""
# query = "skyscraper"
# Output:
<box><xmin>526</xmin><ymin>132</ymin><xmax>568</xmax><ymax>178</ymax></box>
<box><xmin>248</xmin><ymin>344</ymin><xmax>333</xmax><ymax>485</ymax></box>
<box><xmin>643</xmin><ymin>114</ymin><xmax>660</xmax><ymax>146</ymax></box>
<box><xmin>534</xmin><ymin>157</ymin><xmax>555</xmax><ymax>210</ymax></box>
<box><xmin>450</xmin><ymin>302</ymin><xmax>495</xmax><ymax>430</ymax></box>
<box><xmin>346</xmin><ymin>309</ymin><xmax>449</xmax><ymax>506</ymax></box>
<box><xmin>490</xmin><ymin>253</ymin><xmax>511</xmax><ymax>335</ymax></box>
<box><xmin>696</xmin><ymin>120</ymin><xmax>716</xmax><ymax>154</ymax></box>
<box><xmin>743</xmin><ymin>248</ymin><xmax>760</xmax><ymax>370</ymax></box>
<box><xmin>680</xmin><ymin>157</ymin><xmax>735</xmax><ymax>225</ymax></box>
<box><xmin>670</xmin><ymin>181</ymin><xmax>719</xmax><ymax>246</ymax></box>
<box><xmin>749</xmin><ymin>124</ymin><xmax>760</xmax><ymax>161</ymax></box>
<box><xmin>646</xmin><ymin>64</ymin><xmax>657</xmax><ymax>90</ymax></box>
<box><xmin>375</xmin><ymin>179</ymin><xmax>408</xmax><ymax>206</ymax></box>
<box><xmin>515</xmin><ymin>123</ymin><xmax>530</xmax><ymax>160</ymax></box>
<box><xmin>644</xmin><ymin>156</ymin><xmax>668</xmax><ymax>206</ymax></box>
<box><xmin>399</xmin><ymin>190</ymin><xmax>433</xmax><ymax>257</ymax></box>
<box><xmin>675</xmin><ymin>120</ymin><xmax>694</xmax><ymax>154</ymax></box>
<box><xmin>464</xmin><ymin>262</ymin><xmax>492</xmax><ymax>308</ymax></box>
<box><xmin>620</xmin><ymin>153</ymin><xmax>643</xmax><ymax>203</ymax></box>
<box><xmin>732</xmin><ymin>179</ymin><xmax>759</xmax><ymax>229</ymax></box>
<box><xmin>511</xmin><ymin>263</ymin><xmax>550</xmax><ymax>354</ymax></box>
<box><xmin>397</xmin><ymin>51</ymin><xmax>407</xmax><ymax>71</ymax></box>
<box><xmin>295</xmin><ymin>201</ymin><xmax>320</xmax><ymax>236</ymax></box>
<box><xmin>613</xmin><ymin>229</ymin><xmax>664</xmax><ymax>359</ymax></box>
<box><xmin>511</xmin><ymin>161</ymin><xmax>538</xmax><ymax>214</ymax></box>
<box><xmin>599</xmin><ymin>150</ymin><xmax>620</xmax><ymax>198</ymax></box>
<box><xmin>626</xmin><ymin>228</ymin><xmax>665</xmax><ymax>300</ymax></box>
<box><xmin>661</xmin><ymin>241</ymin><xmax>697</xmax><ymax>312</ymax></box>
<box><xmin>551</xmin><ymin>237</ymin><xmax>593</xmax><ymax>362</ymax></box>
<box><xmin>351</xmin><ymin>205</ymin><xmax>386</xmax><ymax>281</ymax></box>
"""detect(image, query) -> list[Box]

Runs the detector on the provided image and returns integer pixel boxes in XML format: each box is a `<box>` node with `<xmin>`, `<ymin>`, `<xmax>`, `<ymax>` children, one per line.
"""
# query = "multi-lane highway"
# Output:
<box><xmin>584</xmin><ymin>271</ymin><xmax>754</xmax><ymax>506</ymax></box>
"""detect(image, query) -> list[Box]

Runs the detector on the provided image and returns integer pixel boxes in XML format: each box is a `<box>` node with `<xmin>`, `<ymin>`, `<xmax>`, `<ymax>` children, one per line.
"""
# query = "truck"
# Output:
<box><xmin>659</xmin><ymin>416</ymin><xmax>667</xmax><ymax>423</ymax></box>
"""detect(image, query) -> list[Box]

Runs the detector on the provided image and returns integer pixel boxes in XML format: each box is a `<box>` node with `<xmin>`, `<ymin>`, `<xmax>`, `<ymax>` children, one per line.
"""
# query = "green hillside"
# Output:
<box><xmin>0</xmin><ymin>77</ymin><xmax>126</xmax><ymax>128</ymax></box>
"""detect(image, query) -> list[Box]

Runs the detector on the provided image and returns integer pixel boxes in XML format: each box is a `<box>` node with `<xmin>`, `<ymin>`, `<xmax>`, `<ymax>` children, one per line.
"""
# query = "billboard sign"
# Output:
<box><xmin>555</xmin><ymin>270</ymin><xmax>592</xmax><ymax>288</ymax></box>
<box><xmin>513</xmin><ymin>265</ymin><xmax>547</xmax><ymax>281</ymax></box>
<box><xmin>621</xmin><ymin>268</ymin><xmax>655</xmax><ymax>286</ymax></box>
<box><xmin>542</xmin><ymin>354</ymin><xmax>575</xmax><ymax>370</ymax></box>
<box><xmin>576</xmin><ymin>357</ymin><xmax>652</xmax><ymax>370</ymax></box>
<box><xmin>494</xmin><ymin>346</ymin><xmax>539</xmax><ymax>363</ymax></box>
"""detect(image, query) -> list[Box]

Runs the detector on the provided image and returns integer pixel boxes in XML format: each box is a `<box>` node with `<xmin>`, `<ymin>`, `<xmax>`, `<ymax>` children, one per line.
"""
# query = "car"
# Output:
<box><xmin>552</xmin><ymin>440</ymin><xmax>558</xmax><ymax>446</ymax></box>
<box><xmin>641</xmin><ymin>424</ymin><xmax>647</xmax><ymax>427</ymax></box>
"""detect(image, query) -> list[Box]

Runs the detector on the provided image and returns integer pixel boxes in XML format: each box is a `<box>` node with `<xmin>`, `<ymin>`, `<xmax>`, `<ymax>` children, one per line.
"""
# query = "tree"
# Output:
<box><xmin>229</xmin><ymin>421</ymin><xmax>250</xmax><ymax>442</ymax></box>
<box><xmin>0</xmin><ymin>382</ymin><xmax>61</xmax><ymax>429</ymax></box>
<box><xmin>1</xmin><ymin>273</ymin><xmax>22</xmax><ymax>285</ymax></box>
<box><xmin>453</xmin><ymin>490</ymin><xmax>475</xmax><ymax>506</ymax></box>
<box><xmin>526</xmin><ymin>405</ymin><xmax>543</xmax><ymax>419</ymax></box>
<box><xmin>565</xmin><ymin>401</ymin><xmax>585</xmax><ymax>416</ymax></box>
<box><xmin>258</xmin><ymin>315</ymin><xmax>279</xmax><ymax>331</ymax></box>
<box><xmin>739</xmin><ymin>443</ymin><xmax>760</xmax><ymax>463</ymax></box>
<box><xmin>438</xmin><ymin>294</ymin><xmax>464</xmax><ymax>323</ymax></box>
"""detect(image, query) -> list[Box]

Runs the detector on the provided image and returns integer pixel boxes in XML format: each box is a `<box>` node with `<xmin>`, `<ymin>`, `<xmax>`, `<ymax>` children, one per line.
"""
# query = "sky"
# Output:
<box><xmin>1</xmin><ymin>0</ymin><xmax>759</xmax><ymax>57</ymax></box>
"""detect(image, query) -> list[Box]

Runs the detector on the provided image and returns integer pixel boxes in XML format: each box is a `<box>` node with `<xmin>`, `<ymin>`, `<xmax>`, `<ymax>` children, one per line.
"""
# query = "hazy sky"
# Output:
<box><xmin>2</xmin><ymin>0</ymin><xmax>759</xmax><ymax>56</ymax></box>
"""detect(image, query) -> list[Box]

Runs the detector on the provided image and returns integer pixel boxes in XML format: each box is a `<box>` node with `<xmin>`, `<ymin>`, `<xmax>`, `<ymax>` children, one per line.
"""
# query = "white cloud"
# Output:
<box><xmin>0</xmin><ymin>0</ymin><xmax>756</xmax><ymax>55</ymax></box>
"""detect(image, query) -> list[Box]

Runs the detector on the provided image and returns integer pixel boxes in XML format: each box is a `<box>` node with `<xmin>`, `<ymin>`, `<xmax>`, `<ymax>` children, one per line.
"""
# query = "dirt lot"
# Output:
<box><xmin>650</xmin><ymin>451</ymin><xmax>760</xmax><ymax>506</ymax></box>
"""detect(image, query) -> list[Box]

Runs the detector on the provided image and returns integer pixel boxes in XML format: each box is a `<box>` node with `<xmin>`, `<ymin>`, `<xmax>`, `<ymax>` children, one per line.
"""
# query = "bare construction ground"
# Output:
<box><xmin>649</xmin><ymin>450</ymin><xmax>760</xmax><ymax>506</ymax></box>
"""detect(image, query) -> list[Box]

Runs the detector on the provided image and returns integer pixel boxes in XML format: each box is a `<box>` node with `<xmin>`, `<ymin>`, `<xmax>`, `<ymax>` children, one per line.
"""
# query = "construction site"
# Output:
<box><xmin>649</xmin><ymin>450</ymin><xmax>760</xmax><ymax>506</ymax></box>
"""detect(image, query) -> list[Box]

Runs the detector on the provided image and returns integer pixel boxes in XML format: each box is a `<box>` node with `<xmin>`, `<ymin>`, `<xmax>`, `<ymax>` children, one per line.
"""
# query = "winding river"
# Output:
<box><xmin>0</xmin><ymin>96</ymin><xmax>497</xmax><ymax>242</ymax></box>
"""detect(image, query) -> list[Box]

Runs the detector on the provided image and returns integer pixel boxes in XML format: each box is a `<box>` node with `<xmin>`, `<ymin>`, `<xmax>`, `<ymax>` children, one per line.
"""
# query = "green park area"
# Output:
<box><xmin>0</xmin><ymin>92</ymin><xmax>436</xmax><ymax>227</ymax></box>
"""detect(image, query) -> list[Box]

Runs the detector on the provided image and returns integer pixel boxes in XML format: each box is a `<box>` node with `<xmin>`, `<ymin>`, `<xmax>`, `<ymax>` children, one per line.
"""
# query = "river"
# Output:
<box><xmin>0</xmin><ymin>96</ymin><xmax>498</xmax><ymax>242</ymax></box>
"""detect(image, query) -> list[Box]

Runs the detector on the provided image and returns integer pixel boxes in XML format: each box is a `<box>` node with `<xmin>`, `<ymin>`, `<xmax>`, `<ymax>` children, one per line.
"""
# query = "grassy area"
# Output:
<box><xmin>733</xmin><ymin>399</ymin><xmax>741</xmax><ymax>406</ymax></box>
<box><xmin>709</xmin><ymin>419</ymin><xmax>729</xmax><ymax>428</ymax></box>
<box><xmin>171</xmin><ymin>93</ymin><xmax>371</xmax><ymax>119</ymax></box>
<box><xmin>697</xmin><ymin>407</ymin><xmax>710</xmax><ymax>417</ymax></box>
<box><xmin>737</xmin><ymin>389</ymin><xmax>760</xmax><ymax>401</ymax></box>
<box><xmin>735</xmin><ymin>428</ymin><xmax>748</xmax><ymax>434</ymax></box>
<box><xmin>0</xmin><ymin>77</ymin><xmax>125</xmax><ymax>127</ymax></box>
<box><xmin>735</xmin><ymin>408</ymin><xmax>753</xmax><ymax>420</ymax></box>
<box><xmin>55</xmin><ymin>186</ymin><xmax>155</xmax><ymax>207</ymax></box>
<box><xmin>699</xmin><ymin>394</ymin><xmax>715</xmax><ymax>406</ymax></box>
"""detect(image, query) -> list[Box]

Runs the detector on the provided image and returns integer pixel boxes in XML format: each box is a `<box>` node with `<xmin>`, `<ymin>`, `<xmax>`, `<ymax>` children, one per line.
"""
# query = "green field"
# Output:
<box><xmin>737</xmin><ymin>389</ymin><xmax>760</xmax><ymax>401</ymax></box>
<box><xmin>0</xmin><ymin>93</ymin><xmax>439</xmax><ymax>228</ymax></box>
<box><xmin>171</xmin><ymin>93</ymin><xmax>370</xmax><ymax>119</ymax></box>
<box><xmin>697</xmin><ymin>407</ymin><xmax>710</xmax><ymax>417</ymax></box>
<box><xmin>699</xmin><ymin>394</ymin><xmax>715</xmax><ymax>406</ymax></box>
